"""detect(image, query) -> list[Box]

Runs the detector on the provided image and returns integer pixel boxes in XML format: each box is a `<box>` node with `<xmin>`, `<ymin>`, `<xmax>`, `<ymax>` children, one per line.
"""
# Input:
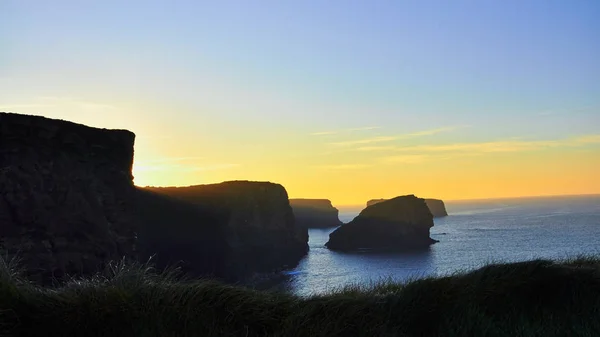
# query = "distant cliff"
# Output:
<box><xmin>0</xmin><ymin>112</ymin><xmax>138</xmax><ymax>283</ymax></box>
<box><xmin>327</xmin><ymin>195</ymin><xmax>437</xmax><ymax>251</ymax></box>
<box><xmin>367</xmin><ymin>197</ymin><xmax>448</xmax><ymax>217</ymax></box>
<box><xmin>145</xmin><ymin>181</ymin><xmax>309</xmax><ymax>276</ymax></box>
<box><xmin>424</xmin><ymin>199</ymin><xmax>448</xmax><ymax>217</ymax></box>
<box><xmin>290</xmin><ymin>199</ymin><xmax>342</xmax><ymax>228</ymax></box>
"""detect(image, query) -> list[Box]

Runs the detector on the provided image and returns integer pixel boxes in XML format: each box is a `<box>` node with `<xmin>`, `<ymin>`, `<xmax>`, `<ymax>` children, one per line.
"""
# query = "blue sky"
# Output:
<box><xmin>1</xmin><ymin>0</ymin><xmax>599</xmax><ymax>202</ymax></box>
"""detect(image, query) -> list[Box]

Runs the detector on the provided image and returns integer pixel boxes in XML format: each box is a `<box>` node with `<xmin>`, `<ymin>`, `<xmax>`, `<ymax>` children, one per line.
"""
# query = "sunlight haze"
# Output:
<box><xmin>2</xmin><ymin>0</ymin><xmax>599</xmax><ymax>205</ymax></box>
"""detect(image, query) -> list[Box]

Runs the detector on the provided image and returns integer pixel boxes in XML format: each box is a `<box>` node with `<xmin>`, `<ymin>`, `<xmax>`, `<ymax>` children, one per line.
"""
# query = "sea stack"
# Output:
<box><xmin>326</xmin><ymin>195</ymin><xmax>437</xmax><ymax>251</ymax></box>
<box><xmin>367</xmin><ymin>197</ymin><xmax>448</xmax><ymax>218</ymax></box>
<box><xmin>290</xmin><ymin>199</ymin><xmax>343</xmax><ymax>228</ymax></box>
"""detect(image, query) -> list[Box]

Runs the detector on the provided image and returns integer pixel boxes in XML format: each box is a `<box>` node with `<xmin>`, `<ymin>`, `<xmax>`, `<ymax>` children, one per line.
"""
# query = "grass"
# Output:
<box><xmin>0</xmin><ymin>255</ymin><xmax>599</xmax><ymax>337</ymax></box>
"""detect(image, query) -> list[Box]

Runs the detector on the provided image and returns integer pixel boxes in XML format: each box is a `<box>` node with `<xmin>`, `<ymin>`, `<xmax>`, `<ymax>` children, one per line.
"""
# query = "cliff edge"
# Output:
<box><xmin>327</xmin><ymin>195</ymin><xmax>437</xmax><ymax>251</ymax></box>
<box><xmin>424</xmin><ymin>199</ymin><xmax>448</xmax><ymax>217</ymax></box>
<box><xmin>290</xmin><ymin>199</ymin><xmax>342</xmax><ymax>228</ymax></box>
<box><xmin>0</xmin><ymin>112</ymin><xmax>295</xmax><ymax>284</ymax></box>
<box><xmin>0</xmin><ymin>112</ymin><xmax>137</xmax><ymax>283</ymax></box>
<box><xmin>146</xmin><ymin>181</ymin><xmax>308</xmax><ymax>276</ymax></box>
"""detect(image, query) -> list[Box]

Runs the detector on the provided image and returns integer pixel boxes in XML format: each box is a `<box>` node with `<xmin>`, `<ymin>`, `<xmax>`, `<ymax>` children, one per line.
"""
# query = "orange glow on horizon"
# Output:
<box><xmin>4</xmin><ymin>106</ymin><xmax>599</xmax><ymax>207</ymax></box>
<box><xmin>132</xmin><ymin>145</ymin><xmax>600</xmax><ymax>207</ymax></box>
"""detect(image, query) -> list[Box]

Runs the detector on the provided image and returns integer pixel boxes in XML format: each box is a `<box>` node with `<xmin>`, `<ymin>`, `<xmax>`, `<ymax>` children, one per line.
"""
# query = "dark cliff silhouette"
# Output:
<box><xmin>0</xmin><ymin>112</ymin><xmax>138</xmax><ymax>283</ymax></box>
<box><xmin>0</xmin><ymin>112</ymin><xmax>306</xmax><ymax>284</ymax></box>
<box><xmin>327</xmin><ymin>195</ymin><xmax>437</xmax><ymax>251</ymax></box>
<box><xmin>289</xmin><ymin>199</ymin><xmax>343</xmax><ymax>228</ymax></box>
<box><xmin>145</xmin><ymin>182</ymin><xmax>308</xmax><ymax>276</ymax></box>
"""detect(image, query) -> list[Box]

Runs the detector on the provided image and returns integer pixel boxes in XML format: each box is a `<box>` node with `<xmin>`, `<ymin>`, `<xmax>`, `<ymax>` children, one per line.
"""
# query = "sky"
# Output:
<box><xmin>1</xmin><ymin>0</ymin><xmax>599</xmax><ymax>205</ymax></box>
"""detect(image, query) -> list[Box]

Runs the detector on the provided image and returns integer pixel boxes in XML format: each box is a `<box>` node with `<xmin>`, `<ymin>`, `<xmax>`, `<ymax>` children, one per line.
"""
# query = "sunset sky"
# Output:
<box><xmin>2</xmin><ymin>1</ymin><xmax>599</xmax><ymax>205</ymax></box>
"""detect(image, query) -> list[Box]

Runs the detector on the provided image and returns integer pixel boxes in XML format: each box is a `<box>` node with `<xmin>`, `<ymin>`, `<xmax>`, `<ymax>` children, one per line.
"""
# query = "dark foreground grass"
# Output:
<box><xmin>1</xmin><ymin>256</ymin><xmax>599</xmax><ymax>337</ymax></box>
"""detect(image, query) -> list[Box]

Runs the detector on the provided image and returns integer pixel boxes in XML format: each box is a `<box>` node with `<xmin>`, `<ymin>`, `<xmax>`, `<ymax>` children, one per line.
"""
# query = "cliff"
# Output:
<box><xmin>0</xmin><ymin>112</ymin><xmax>299</xmax><ymax>284</ymax></box>
<box><xmin>0</xmin><ymin>112</ymin><xmax>138</xmax><ymax>283</ymax></box>
<box><xmin>367</xmin><ymin>197</ymin><xmax>448</xmax><ymax>217</ymax></box>
<box><xmin>133</xmin><ymin>189</ymin><xmax>227</xmax><ymax>278</ymax></box>
<box><xmin>424</xmin><ymin>199</ymin><xmax>448</xmax><ymax>217</ymax></box>
<box><xmin>327</xmin><ymin>195</ymin><xmax>437</xmax><ymax>251</ymax></box>
<box><xmin>289</xmin><ymin>199</ymin><xmax>343</xmax><ymax>228</ymax></box>
<box><xmin>145</xmin><ymin>181</ymin><xmax>308</xmax><ymax>276</ymax></box>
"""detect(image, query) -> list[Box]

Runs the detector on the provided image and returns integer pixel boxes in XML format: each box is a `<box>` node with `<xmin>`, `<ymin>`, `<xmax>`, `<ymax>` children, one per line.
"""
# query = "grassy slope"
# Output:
<box><xmin>1</xmin><ymin>256</ymin><xmax>599</xmax><ymax>337</ymax></box>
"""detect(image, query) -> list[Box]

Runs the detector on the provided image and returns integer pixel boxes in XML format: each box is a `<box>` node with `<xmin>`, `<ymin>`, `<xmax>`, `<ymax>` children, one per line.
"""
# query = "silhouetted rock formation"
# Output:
<box><xmin>424</xmin><ymin>199</ymin><xmax>448</xmax><ymax>217</ymax></box>
<box><xmin>145</xmin><ymin>182</ymin><xmax>309</xmax><ymax>277</ymax></box>
<box><xmin>133</xmin><ymin>189</ymin><xmax>227</xmax><ymax>278</ymax></box>
<box><xmin>327</xmin><ymin>195</ymin><xmax>437</xmax><ymax>251</ymax></box>
<box><xmin>290</xmin><ymin>199</ymin><xmax>343</xmax><ymax>228</ymax></box>
<box><xmin>0</xmin><ymin>112</ymin><xmax>302</xmax><ymax>285</ymax></box>
<box><xmin>367</xmin><ymin>198</ymin><xmax>448</xmax><ymax>217</ymax></box>
<box><xmin>0</xmin><ymin>112</ymin><xmax>138</xmax><ymax>284</ymax></box>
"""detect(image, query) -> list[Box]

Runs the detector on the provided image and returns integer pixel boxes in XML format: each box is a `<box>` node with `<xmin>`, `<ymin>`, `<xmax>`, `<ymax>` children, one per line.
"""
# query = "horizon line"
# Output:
<box><xmin>334</xmin><ymin>193</ymin><xmax>600</xmax><ymax>209</ymax></box>
<box><xmin>134</xmin><ymin>181</ymin><xmax>600</xmax><ymax>207</ymax></box>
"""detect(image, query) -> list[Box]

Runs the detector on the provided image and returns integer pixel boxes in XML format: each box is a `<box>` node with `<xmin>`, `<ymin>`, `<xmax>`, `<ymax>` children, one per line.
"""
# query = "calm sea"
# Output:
<box><xmin>258</xmin><ymin>195</ymin><xmax>600</xmax><ymax>297</ymax></box>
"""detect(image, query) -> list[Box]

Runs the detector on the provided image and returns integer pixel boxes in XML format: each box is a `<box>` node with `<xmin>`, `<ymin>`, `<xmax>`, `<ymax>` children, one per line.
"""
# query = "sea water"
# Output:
<box><xmin>271</xmin><ymin>195</ymin><xmax>600</xmax><ymax>297</ymax></box>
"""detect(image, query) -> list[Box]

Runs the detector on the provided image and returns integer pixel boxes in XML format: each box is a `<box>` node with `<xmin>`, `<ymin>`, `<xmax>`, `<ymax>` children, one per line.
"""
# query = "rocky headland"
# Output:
<box><xmin>424</xmin><ymin>198</ymin><xmax>448</xmax><ymax>217</ymax></box>
<box><xmin>326</xmin><ymin>195</ymin><xmax>438</xmax><ymax>251</ymax></box>
<box><xmin>289</xmin><ymin>199</ymin><xmax>342</xmax><ymax>228</ymax></box>
<box><xmin>0</xmin><ymin>112</ymin><xmax>138</xmax><ymax>283</ymax></box>
<box><xmin>367</xmin><ymin>197</ymin><xmax>448</xmax><ymax>217</ymax></box>
<box><xmin>0</xmin><ymin>112</ymin><xmax>307</xmax><ymax>284</ymax></box>
<box><xmin>143</xmin><ymin>182</ymin><xmax>309</xmax><ymax>276</ymax></box>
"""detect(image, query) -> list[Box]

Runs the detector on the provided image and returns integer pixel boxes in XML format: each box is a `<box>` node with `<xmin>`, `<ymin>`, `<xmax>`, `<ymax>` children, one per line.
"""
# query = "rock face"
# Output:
<box><xmin>133</xmin><ymin>189</ymin><xmax>227</xmax><ymax>278</ymax></box>
<box><xmin>326</xmin><ymin>195</ymin><xmax>437</xmax><ymax>251</ymax></box>
<box><xmin>0</xmin><ymin>112</ymin><xmax>303</xmax><ymax>284</ymax></box>
<box><xmin>145</xmin><ymin>181</ymin><xmax>309</xmax><ymax>277</ymax></box>
<box><xmin>0</xmin><ymin>112</ymin><xmax>138</xmax><ymax>283</ymax></box>
<box><xmin>289</xmin><ymin>199</ymin><xmax>342</xmax><ymax>228</ymax></box>
<box><xmin>367</xmin><ymin>198</ymin><xmax>448</xmax><ymax>217</ymax></box>
<box><xmin>424</xmin><ymin>199</ymin><xmax>448</xmax><ymax>217</ymax></box>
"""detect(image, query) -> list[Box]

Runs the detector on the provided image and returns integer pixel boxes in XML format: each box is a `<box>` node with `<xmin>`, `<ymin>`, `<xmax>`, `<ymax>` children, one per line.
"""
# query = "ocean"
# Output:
<box><xmin>261</xmin><ymin>195</ymin><xmax>600</xmax><ymax>297</ymax></box>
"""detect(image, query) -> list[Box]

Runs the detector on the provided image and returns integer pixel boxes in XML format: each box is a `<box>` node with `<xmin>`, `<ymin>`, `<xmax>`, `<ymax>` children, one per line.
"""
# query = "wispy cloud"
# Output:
<box><xmin>356</xmin><ymin>145</ymin><xmax>396</xmax><ymax>152</ymax></box>
<box><xmin>348</xmin><ymin>126</ymin><xmax>382</xmax><ymax>132</ymax></box>
<box><xmin>310</xmin><ymin>131</ymin><xmax>338</xmax><ymax>136</ymax></box>
<box><xmin>390</xmin><ymin>134</ymin><xmax>600</xmax><ymax>154</ymax></box>
<box><xmin>330</xmin><ymin>136</ymin><xmax>399</xmax><ymax>146</ymax></box>
<box><xmin>573</xmin><ymin>135</ymin><xmax>600</xmax><ymax>144</ymax></box>
<box><xmin>393</xmin><ymin>141</ymin><xmax>552</xmax><ymax>153</ymax></box>
<box><xmin>535</xmin><ymin>105</ymin><xmax>598</xmax><ymax>117</ymax></box>
<box><xmin>405</xmin><ymin>125</ymin><xmax>467</xmax><ymax>137</ymax></box>
<box><xmin>372</xmin><ymin>134</ymin><xmax>600</xmax><ymax>165</ymax></box>
<box><xmin>328</xmin><ymin>125</ymin><xmax>466</xmax><ymax>147</ymax></box>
